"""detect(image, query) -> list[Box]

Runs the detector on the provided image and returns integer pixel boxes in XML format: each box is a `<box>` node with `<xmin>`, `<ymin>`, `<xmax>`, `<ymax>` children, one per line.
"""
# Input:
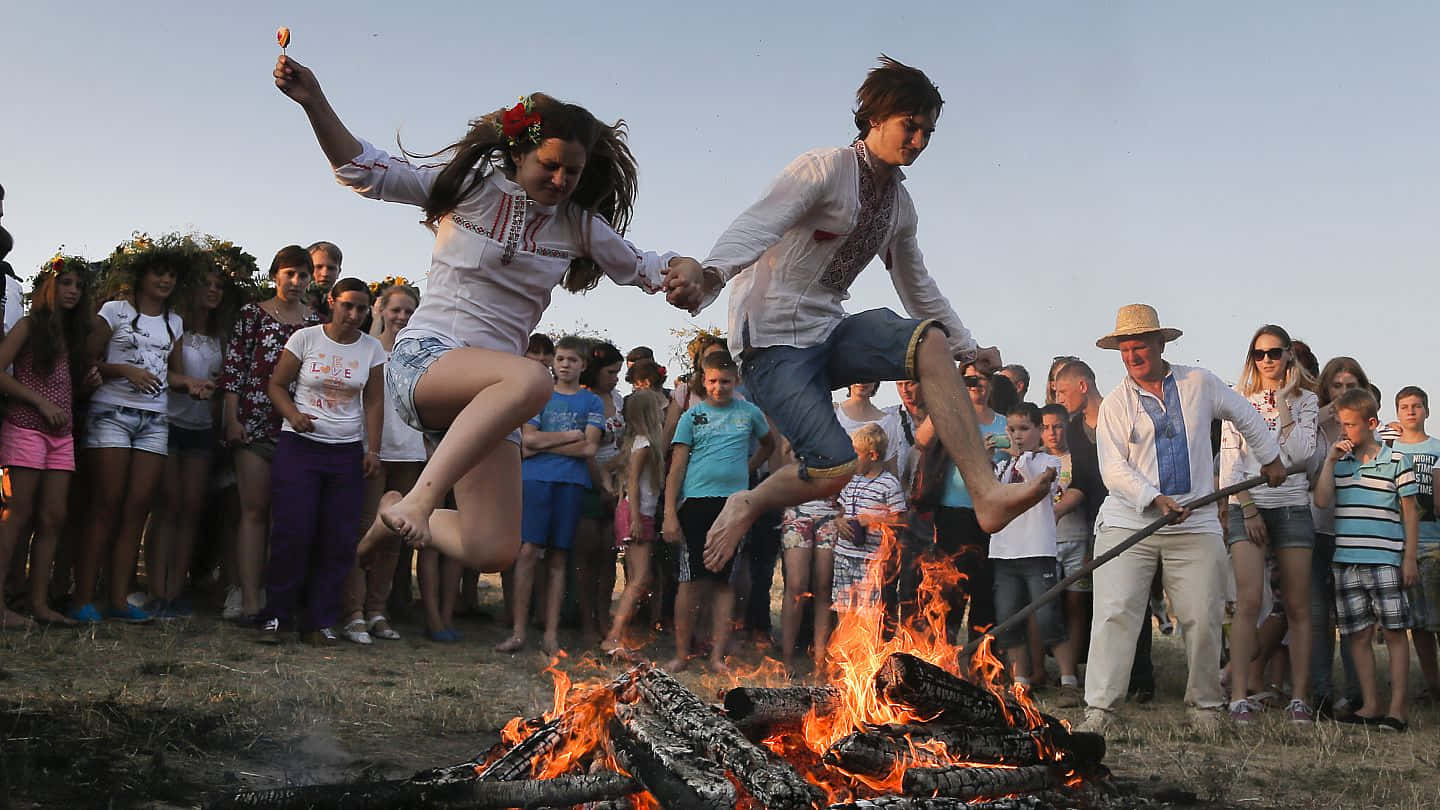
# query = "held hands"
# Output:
<box><xmin>83</xmin><ymin>366</ymin><xmax>102</xmax><ymax>390</ymax></box>
<box><xmin>1151</xmin><ymin>494</ymin><xmax>1191</xmax><ymax>525</ymax></box>
<box><xmin>190</xmin><ymin>380</ymin><xmax>217</xmax><ymax>401</ymax></box>
<box><xmin>126</xmin><ymin>367</ymin><xmax>163</xmax><ymax>396</ymax></box>
<box><xmin>662</xmin><ymin>258</ymin><xmax>707</xmax><ymax>312</ymax></box>
<box><xmin>970</xmin><ymin>346</ymin><xmax>1002</xmax><ymax>376</ymax></box>
<box><xmin>273</xmin><ymin>55</ymin><xmax>322</xmax><ymax>106</ymax></box>
<box><xmin>37</xmin><ymin>402</ymin><xmax>69</xmax><ymax>431</ymax></box>
<box><xmin>362</xmin><ymin>451</ymin><xmax>381</xmax><ymax>479</ymax></box>
<box><xmin>224</xmin><ymin>419</ymin><xmax>249</xmax><ymax>447</ymax></box>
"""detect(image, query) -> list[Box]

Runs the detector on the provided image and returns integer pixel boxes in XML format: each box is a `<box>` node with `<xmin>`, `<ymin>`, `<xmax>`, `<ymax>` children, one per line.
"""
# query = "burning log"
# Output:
<box><xmin>634</xmin><ymin>668</ymin><xmax>823</xmax><ymax>810</ymax></box>
<box><xmin>205</xmin><ymin>771</ymin><xmax>639</xmax><ymax>809</ymax></box>
<box><xmin>874</xmin><ymin>653</ymin><xmax>1029</xmax><ymax>729</ymax></box>
<box><xmin>902</xmin><ymin>764</ymin><xmax>1059</xmax><ymax>800</ymax></box>
<box><xmin>609</xmin><ymin>700</ymin><xmax>737</xmax><ymax>810</ymax></box>
<box><xmin>826</xmin><ymin>796</ymin><xmax>1054</xmax><ymax>810</ymax></box>
<box><xmin>823</xmin><ymin>723</ymin><xmax>1051</xmax><ymax>773</ymax></box>
<box><xmin>474</xmin><ymin>716</ymin><xmax>566</xmax><ymax>781</ymax></box>
<box><xmin>722</xmin><ymin>685</ymin><xmax>839</xmax><ymax>727</ymax></box>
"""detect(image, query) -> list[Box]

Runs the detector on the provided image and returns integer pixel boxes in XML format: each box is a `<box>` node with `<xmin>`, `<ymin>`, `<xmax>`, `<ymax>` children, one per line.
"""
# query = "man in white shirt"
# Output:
<box><xmin>1080</xmin><ymin>304</ymin><xmax>1286</xmax><ymax>734</ymax></box>
<box><xmin>677</xmin><ymin>57</ymin><xmax>1050</xmax><ymax>571</ymax></box>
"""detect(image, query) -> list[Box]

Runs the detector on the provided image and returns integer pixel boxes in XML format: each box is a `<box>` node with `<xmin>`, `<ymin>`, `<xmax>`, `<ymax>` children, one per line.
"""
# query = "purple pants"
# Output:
<box><xmin>261</xmin><ymin>432</ymin><xmax>365</xmax><ymax>631</ymax></box>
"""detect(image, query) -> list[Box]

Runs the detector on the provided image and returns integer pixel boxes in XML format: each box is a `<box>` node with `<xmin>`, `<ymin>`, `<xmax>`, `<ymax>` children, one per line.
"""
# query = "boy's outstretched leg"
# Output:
<box><xmin>913</xmin><ymin>328</ymin><xmax>1052</xmax><ymax>532</ymax></box>
<box><xmin>704</xmin><ymin>470</ymin><xmax>848</xmax><ymax>572</ymax></box>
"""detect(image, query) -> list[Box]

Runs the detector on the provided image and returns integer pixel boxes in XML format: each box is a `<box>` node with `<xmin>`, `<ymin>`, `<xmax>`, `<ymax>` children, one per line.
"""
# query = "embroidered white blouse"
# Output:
<box><xmin>1097</xmin><ymin>364</ymin><xmax>1280</xmax><ymax>535</ymax></box>
<box><xmin>334</xmin><ymin>140</ymin><xmax>674</xmax><ymax>355</ymax></box>
<box><xmin>1218</xmin><ymin>387</ymin><xmax>1319</xmax><ymax>508</ymax></box>
<box><xmin>698</xmin><ymin>142</ymin><xmax>977</xmax><ymax>359</ymax></box>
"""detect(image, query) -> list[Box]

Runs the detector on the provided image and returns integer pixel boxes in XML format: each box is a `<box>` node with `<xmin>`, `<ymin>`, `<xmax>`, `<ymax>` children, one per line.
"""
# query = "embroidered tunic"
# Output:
<box><xmin>699</xmin><ymin>141</ymin><xmax>977</xmax><ymax>358</ymax></box>
<box><xmin>334</xmin><ymin>140</ymin><xmax>673</xmax><ymax>356</ymax></box>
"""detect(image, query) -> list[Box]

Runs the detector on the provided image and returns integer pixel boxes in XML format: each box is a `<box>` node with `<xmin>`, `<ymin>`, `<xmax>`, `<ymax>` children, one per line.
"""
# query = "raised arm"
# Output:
<box><xmin>273</xmin><ymin>56</ymin><xmax>363</xmax><ymax>168</ymax></box>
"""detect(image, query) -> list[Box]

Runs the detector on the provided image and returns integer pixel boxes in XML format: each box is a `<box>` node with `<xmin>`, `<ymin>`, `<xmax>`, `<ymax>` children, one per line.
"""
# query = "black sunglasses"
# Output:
<box><xmin>1250</xmin><ymin>348</ymin><xmax>1287</xmax><ymax>362</ymax></box>
<box><xmin>963</xmin><ymin>375</ymin><xmax>984</xmax><ymax>388</ymax></box>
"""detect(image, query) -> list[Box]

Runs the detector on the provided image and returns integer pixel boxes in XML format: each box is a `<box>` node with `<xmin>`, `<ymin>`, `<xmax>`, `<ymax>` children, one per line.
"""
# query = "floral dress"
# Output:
<box><xmin>220</xmin><ymin>302</ymin><xmax>320</xmax><ymax>444</ymax></box>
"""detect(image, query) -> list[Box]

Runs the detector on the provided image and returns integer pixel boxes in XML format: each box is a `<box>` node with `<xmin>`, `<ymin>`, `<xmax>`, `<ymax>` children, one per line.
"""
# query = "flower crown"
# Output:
<box><xmin>367</xmin><ymin>275</ymin><xmax>414</xmax><ymax>296</ymax></box>
<box><xmin>495</xmin><ymin>96</ymin><xmax>543</xmax><ymax>149</ymax></box>
<box><xmin>35</xmin><ymin>253</ymin><xmax>96</xmax><ymax>293</ymax></box>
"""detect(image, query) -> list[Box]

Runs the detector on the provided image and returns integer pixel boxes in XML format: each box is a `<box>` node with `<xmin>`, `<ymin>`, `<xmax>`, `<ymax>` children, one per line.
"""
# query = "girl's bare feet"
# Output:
<box><xmin>0</xmin><ymin>608</ymin><xmax>34</xmax><ymax>629</ymax></box>
<box><xmin>663</xmin><ymin>656</ymin><xmax>690</xmax><ymax>673</ymax></box>
<box><xmin>540</xmin><ymin>636</ymin><xmax>562</xmax><ymax>657</ymax></box>
<box><xmin>703</xmin><ymin>491</ymin><xmax>757</xmax><ymax>571</ymax></box>
<box><xmin>495</xmin><ymin>635</ymin><xmax>525</xmax><ymax>653</ymax></box>
<box><xmin>31</xmin><ymin>606</ymin><xmax>76</xmax><ymax>626</ymax></box>
<box><xmin>380</xmin><ymin>492</ymin><xmax>434</xmax><ymax>550</ymax></box>
<box><xmin>357</xmin><ymin>491</ymin><xmax>404</xmax><ymax>564</ymax></box>
<box><xmin>972</xmin><ymin>470</ymin><xmax>1057</xmax><ymax>534</ymax></box>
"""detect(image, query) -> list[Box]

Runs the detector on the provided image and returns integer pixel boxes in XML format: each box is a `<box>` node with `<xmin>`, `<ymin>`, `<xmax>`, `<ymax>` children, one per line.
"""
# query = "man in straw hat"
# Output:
<box><xmin>1078</xmin><ymin>304</ymin><xmax>1287</xmax><ymax>734</ymax></box>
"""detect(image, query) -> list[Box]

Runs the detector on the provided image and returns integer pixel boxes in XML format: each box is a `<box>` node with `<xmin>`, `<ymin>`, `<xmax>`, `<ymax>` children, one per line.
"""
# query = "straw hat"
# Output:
<box><xmin>1095</xmin><ymin>304</ymin><xmax>1183</xmax><ymax>350</ymax></box>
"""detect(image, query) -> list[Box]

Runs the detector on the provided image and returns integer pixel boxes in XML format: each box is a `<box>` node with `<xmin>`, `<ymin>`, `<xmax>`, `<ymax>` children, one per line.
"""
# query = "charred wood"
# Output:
<box><xmin>826</xmin><ymin>796</ymin><xmax>1054</xmax><ymax>810</ymax></box>
<box><xmin>902</xmin><ymin>764</ymin><xmax>1059</xmax><ymax>800</ymax></box>
<box><xmin>205</xmin><ymin>772</ymin><xmax>638</xmax><ymax>810</ymax></box>
<box><xmin>875</xmin><ymin>654</ymin><xmax>1058</xmax><ymax>731</ymax></box>
<box><xmin>722</xmin><ymin>686</ymin><xmax>839</xmax><ymax>726</ymax></box>
<box><xmin>609</xmin><ymin>699</ymin><xmax>737</xmax><ymax>810</ymax></box>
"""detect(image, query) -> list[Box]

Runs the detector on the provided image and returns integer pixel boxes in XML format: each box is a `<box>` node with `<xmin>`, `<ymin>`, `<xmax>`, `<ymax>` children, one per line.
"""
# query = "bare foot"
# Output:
<box><xmin>495</xmin><ymin>635</ymin><xmax>526</xmax><ymax>653</ymax></box>
<box><xmin>664</xmin><ymin>656</ymin><xmax>690</xmax><ymax>673</ymax></box>
<box><xmin>357</xmin><ymin>491</ymin><xmax>404</xmax><ymax>564</ymax></box>
<box><xmin>540</xmin><ymin>636</ymin><xmax>562</xmax><ymax>657</ymax></box>
<box><xmin>707</xmin><ymin>657</ymin><xmax>730</xmax><ymax>675</ymax></box>
<box><xmin>703</xmin><ymin>491</ymin><xmax>758</xmax><ymax>571</ymax></box>
<box><xmin>972</xmin><ymin>468</ymin><xmax>1057</xmax><ymax>534</ymax></box>
<box><xmin>31</xmin><ymin>606</ymin><xmax>76</xmax><ymax>626</ymax></box>
<box><xmin>601</xmin><ymin>640</ymin><xmax>636</xmax><ymax>663</ymax></box>
<box><xmin>0</xmin><ymin>608</ymin><xmax>34</xmax><ymax>629</ymax></box>
<box><xmin>380</xmin><ymin>492</ymin><xmax>434</xmax><ymax>550</ymax></box>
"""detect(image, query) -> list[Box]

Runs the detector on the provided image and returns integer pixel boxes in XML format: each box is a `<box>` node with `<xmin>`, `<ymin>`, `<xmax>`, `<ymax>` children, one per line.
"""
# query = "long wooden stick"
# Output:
<box><xmin>960</xmin><ymin>462</ymin><xmax>1308</xmax><ymax>658</ymax></box>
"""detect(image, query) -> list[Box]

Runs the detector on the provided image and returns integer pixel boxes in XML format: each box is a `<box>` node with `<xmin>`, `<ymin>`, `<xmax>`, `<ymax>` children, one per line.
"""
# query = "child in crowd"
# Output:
<box><xmin>525</xmin><ymin>332</ymin><xmax>556</xmax><ymax>371</ymax></box>
<box><xmin>260</xmin><ymin>278</ymin><xmax>385</xmax><ymax>643</ymax></box>
<box><xmin>779</xmin><ymin>489</ymin><xmax>841</xmax><ymax>675</ymax></box>
<box><xmin>989</xmin><ymin>404</ymin><xmax>1064</xmax><ymax>687</ymax></box>
<box><xmin>74</xmin><ymin>236</ymin><xmax>208</xmax><ymax>624</ymax></box>
<box><xmin>663</xmin><ymin>351</ymin><xmax>773</xmax><ymax>673</ymax></box>
<box><xmin>1392</xmin><ymin>386</ymin><xmax>1440</xmax><ymax>700</ymax></box>
<box><xmin>601</xmin><ymin>388</ymin><xmax>669</xmax><ymax>658</ymax></box>
<box><xmin>829</xmin><ymin>424</ymin><xmax>907</xmax><ymax>621</ymax></box>
<box><xmin>0</xmin><ymin>256</ymin><xmax>93</xmax><ymax>627</ymax></box>
<box><xmin>499</xmin><ymin>336</ymin><xmax>603</xmax><ymax>655</ymax></box>
<box><xmin>576</xmin><ymin>341</ymin><xmax>626</xmax><ymax>646</ymax></box>
<box><xmin>1040</xmin><ymin>403</ymin><xmax>1089</xmax><ymax>702</ymax></box>
<box><xmin>1314</xmin><ymin>389</ymin><xmax>1419</xmax><ymax>731</ymax></box>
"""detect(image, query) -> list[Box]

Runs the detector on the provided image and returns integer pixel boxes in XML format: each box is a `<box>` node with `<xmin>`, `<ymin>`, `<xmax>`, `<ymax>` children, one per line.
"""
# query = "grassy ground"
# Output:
<box><xmin>1</xmin><ymin>574</ymin><xmax>1437</xmax><ymax>810</ymax></box>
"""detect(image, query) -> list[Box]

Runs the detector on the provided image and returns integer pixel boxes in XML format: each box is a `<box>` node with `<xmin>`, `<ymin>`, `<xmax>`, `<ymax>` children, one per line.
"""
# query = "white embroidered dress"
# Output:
<box><xmin>334</xmin><ymin>140</ymin><xmax>674</xmax><ymax>355</ymax></box>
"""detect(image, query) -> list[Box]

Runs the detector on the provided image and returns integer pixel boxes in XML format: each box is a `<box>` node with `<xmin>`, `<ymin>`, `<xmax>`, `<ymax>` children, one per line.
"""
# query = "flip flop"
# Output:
<box><xmin>1374</xmin><ymin>716</ymin><xmax>1407</xmax><ymax>732</ymax></box>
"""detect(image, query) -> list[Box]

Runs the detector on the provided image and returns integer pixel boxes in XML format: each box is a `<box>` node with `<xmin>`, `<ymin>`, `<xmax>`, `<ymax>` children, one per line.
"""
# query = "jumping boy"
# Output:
<box><xmin>1314</xmin><ymin>389</ymin><xmax>1420</xmax><ymax>731</ymax></box>
<box><xmin>1392</xmin><ymin>386</ymin><xmax>1440</xmax><ymax>700</ymax></box>
<box><xmin>670</xmin><ymin>56</ymin><xmax>1049</xmax><ymax>573</ymax></box>
<box><xmin>663</xmin><ymin>351</ymin><xmax>774</xmax><ymax>673</ymax></box>
<box><xmin>498</xmin><ymin>336</ymin><xmax>602</xmax><ymax>655</ymax></box>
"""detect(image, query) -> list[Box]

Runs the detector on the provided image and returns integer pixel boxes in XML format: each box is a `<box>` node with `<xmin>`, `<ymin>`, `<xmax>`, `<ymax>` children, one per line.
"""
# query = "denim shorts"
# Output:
<box><xmin>991</xmin><ymin>556</ymin><xmax>1065</xmax><ymax>647</ymax></box>
<box><xmin>388</xmin><ymin>334</ymin><xmax>521</xmax><ymax>447</ymax></box>
<box><xmin>742</xmin><ymin>308</ymin><xmax>943</xmax><ymax>480</ymax></box>
<box><xmin>1225</xmin><ymin>504</ymin><xmax>1315</xmax><ymax>550</ymax></box>
<box><xmin>82</xmin><ymin>404</ymin><xmax>169</xmax><ymax>455</ymax></box>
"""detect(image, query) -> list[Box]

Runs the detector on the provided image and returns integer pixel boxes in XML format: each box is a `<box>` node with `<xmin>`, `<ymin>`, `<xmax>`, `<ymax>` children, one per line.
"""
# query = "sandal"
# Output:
<box><xmin>1374</xmin><ymin>716</ymin><xmax>1407</xmax><ymax>732</ymax></box>
<box><xmin>342</xmin><ymin>619</ymin><xmax>373</xmax><ymax>645</ymax></box>
<box><xmin>367</xmin><ymin>615</ymin><xmax>401</xmax><ymax>641</ymax></box>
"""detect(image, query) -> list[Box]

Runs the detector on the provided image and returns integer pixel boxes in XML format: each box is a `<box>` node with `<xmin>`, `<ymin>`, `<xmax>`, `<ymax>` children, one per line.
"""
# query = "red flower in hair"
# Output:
<box><xmin>500</xmin><ymin>100</ymin><xmax>541</xmax><ymax>140</ymax></box>
<box><xmin>51</xmin><ymin>257</ymin><xmax>65</xmax><ymax>273</ymax></box>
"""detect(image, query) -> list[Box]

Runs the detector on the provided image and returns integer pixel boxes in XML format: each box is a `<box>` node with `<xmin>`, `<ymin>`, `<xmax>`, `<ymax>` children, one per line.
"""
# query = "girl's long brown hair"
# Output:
<box><xmin>28</xmin><ymin>267</ymin><xmax>95</xmax><ymax>387</ymax></box>
<box><xmin>408</xmin><ymin>93</ymin><xmax>638</xmax><ymax>293</ymax></box>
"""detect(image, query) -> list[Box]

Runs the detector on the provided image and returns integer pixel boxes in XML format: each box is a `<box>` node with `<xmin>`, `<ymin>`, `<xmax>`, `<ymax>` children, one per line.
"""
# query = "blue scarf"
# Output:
<box><xmin>1137</xmin><ymin>375</ymin><xmax>1192</xmax><ymax>495</ymax></box>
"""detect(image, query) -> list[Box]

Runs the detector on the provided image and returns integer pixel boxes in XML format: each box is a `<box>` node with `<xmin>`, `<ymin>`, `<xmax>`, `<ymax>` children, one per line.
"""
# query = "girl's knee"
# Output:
<box><xmin>519</xmin><ymin>364</ymin><xmax>556</xmax><ymax>412</ymax></box>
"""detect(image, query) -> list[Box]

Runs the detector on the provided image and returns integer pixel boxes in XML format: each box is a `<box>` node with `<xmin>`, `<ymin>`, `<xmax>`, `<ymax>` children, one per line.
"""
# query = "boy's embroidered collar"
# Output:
<box><xmin>852</xmin><ymin>140</ymin><xmax>906</xmax><ymax>183</ymax></box>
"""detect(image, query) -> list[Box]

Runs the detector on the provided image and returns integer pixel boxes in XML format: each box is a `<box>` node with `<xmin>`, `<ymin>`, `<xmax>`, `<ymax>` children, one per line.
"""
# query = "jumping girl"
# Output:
<box><xmin>275</xmin><ymin>55</ymin><xmax>706</xmax><ymax>573</ymax></box>
<box><xmin>0</xmin><ymin>256</ymin><xmax>93</xmax><ymax>627</ymax></box>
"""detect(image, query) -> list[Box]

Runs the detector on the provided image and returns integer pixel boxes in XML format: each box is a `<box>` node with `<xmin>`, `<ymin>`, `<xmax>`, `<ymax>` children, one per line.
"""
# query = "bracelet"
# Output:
<box><xmin>1241</xmin><ymin>506</ymin><xmax>1259</xmax><ymax>519</ymax></box>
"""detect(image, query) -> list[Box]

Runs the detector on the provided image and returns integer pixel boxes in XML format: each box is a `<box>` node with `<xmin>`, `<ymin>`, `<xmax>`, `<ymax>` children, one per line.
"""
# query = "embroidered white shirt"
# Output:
<box><xmin>335</xmin><ymin>140</ymin><xmax>674</xmax><ymax>355</ymax></box>
<box><xmin>698</xmin><ymin>143</ymin><xmax>977</xmax><ymax>358</ymax></box>
<box><xmin>1218</xmin><ymin>388</ymin><xmax>1319</xmax><ymax>508</ymax></box>
<box><xmin>1097</xmin><ymin>364</ymin><xmax>1280</xmax><ymax>535</ymax></box>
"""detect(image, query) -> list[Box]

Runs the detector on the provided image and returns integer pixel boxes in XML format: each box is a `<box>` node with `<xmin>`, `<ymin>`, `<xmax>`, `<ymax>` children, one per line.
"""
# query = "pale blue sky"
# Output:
<box><xmin>4</xmin><ymin>2</ymin><xmax>1436</xmax><ymax>412</ymax></box>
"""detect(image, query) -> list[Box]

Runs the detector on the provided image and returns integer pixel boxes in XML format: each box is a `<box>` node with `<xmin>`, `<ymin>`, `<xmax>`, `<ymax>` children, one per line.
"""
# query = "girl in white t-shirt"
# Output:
<box><xmin>601</xmin><ymin>388</ymin><xmax>669</xmax><ymax>659</ymax></box>
<box><xmin>259</xmin><ymin>278</ymin><xmax>386</xmax><ymax>640</ymax></box>
<box><xmin>73</xmin><ymin>237</ymin><xmax>209</xmax><ymax>624</ymax></box>
<box><xmin>343</xmin><ymin>283</ymin><xmax>424</xmax><ymax>644</ymax></box>
<box><xmin>275</xmin><ymin>56</ymin><xmax>706</xmax><ymax>576</ymax></box>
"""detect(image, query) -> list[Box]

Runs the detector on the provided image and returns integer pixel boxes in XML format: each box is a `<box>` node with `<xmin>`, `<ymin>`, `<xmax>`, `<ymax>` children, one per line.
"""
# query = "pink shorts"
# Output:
<box><xmin>614</xmin><ymin>497</ymin><xmax>656</xmax><ymax>545</ymax></box>
<box><xmin>0</xmin><ymin>422</ymin><xmax>76</xmax><ymax>471</ymax></box>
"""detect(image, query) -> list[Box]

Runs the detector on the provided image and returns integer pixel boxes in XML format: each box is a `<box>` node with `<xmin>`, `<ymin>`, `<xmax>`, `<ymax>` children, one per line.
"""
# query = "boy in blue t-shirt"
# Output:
<box><xmin>497</xmin><ymin>336</ymin><xmax>603</xmax><ymax>655</ymax></box>
<box><xmin>663</xmin><ymin>351</ymin><xmax>773</xmax><ymax>673</ymax></box>
<box><xmin>1392</xmin><ymin>385</ymin><xmax>1440</xmax><ymax>700</ymax></box>
<box><xmin>1315</xmin><ymin>389</ymin><xmax>1420</xmax><ymax>731</ymax></box>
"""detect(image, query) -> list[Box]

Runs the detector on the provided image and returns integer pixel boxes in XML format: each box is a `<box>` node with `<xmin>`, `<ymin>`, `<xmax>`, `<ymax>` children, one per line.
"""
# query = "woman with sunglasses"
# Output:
<box><xmin>1218</xmin><ymin>325</ymin><xmax>1320</xmax><ymax>724</ymax></box>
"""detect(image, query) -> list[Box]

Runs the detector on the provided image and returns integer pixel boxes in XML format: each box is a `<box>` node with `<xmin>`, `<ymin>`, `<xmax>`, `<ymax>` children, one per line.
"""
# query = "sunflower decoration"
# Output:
<box><xmin>98</xmin><ymin>231</ymin><xmax>209</xmax><ymax>308</ymax></box>
<box><xmin>196</xmin><ymin>236</ymin><xmax>266</xmax><ymax>336</ymax></box>
<box><xmin>369</xmin><ymin>274</ymin><xmax>421</xmax><ymax>303</ymax></box>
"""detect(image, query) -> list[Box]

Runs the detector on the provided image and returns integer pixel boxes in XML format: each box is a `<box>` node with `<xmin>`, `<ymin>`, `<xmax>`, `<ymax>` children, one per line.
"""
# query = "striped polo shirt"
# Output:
<box><xmin>1332</xmin><ymin>446</ymin><xmax>1418</xmax><ymax>566</ymax></box>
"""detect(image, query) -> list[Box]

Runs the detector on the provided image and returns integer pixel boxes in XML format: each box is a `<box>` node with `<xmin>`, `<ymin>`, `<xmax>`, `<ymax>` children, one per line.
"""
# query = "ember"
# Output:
<box><xmin>208</xmin><ymin>522</ymin><xmax>1110</xmax><ymax>809</ymax></box>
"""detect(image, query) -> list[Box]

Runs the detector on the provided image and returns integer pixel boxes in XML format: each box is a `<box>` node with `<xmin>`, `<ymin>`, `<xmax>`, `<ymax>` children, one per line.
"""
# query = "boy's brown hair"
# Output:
<box><xmin>1396</xmin><ymin>385</ymin><xmax>1429</xmax><ymax>410</ymax></box>
<box><xmin>700</xmin><ymin>350</ymin><xmax>737</xmax><ymax>376</ymax></box>
<box><xmin>1334</xmin><ymin>388</ymin><xmax>1379</xmax><ymax>421</ymax></box>
<box><xmin>853</xmin><ymin>55</ymin><xmax>944</xmax><ymax>137</ymax></box>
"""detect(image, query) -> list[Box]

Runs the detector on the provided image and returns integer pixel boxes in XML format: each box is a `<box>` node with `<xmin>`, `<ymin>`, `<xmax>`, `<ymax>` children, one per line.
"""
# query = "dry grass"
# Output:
<box><xmin>2</xmin><ymin>574</ymin><xmax>1438</xmax><ymax>809</ymax></box>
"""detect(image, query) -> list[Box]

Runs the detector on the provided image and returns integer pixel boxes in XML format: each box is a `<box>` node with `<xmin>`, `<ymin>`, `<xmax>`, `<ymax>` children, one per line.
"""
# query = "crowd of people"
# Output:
<box><xmin>0</xmin><ymin>51</ymin><xmax>1434</xmax><ymax>745</ymax></box>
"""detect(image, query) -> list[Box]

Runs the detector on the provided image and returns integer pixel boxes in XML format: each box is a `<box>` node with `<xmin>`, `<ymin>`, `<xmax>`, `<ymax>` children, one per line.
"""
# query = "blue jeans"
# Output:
<box><xmin>992</xmin><ymin>556</ymin><xmax>1065</xmax><ymax>647</ymax></box>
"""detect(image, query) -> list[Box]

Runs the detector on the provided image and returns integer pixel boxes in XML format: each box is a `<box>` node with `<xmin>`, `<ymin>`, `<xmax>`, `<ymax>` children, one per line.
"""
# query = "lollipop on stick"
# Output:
<box><xmin>277</xmin><ymin>26</ymin><xmax>291</xmax><ymax>54</ymax></box>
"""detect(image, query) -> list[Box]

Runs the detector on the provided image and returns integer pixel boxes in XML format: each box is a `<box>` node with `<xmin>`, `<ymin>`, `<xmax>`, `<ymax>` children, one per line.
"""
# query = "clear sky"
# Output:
<box><xmin>5</xmin><ymin>2</ymin><xmax>1436</xmax><ymax>413</ymax></box>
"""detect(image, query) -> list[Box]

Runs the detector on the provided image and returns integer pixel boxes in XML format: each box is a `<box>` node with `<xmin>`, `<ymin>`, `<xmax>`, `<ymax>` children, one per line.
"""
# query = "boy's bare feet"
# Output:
<box><xmin>0</xmin><ymin>608</ymin><xmax>34</xmax><ymax>629</ymax></box>
<box><xmin>663</xmin><ymin>656</ymin><xmax>690</xmax><ymax>673</ymax></box>
<box><xmin>495</xmin><ymin>635</ymin><xmax>525</xmax><ymax>653</ymax></box>
<box><xmin>972</xmin><ymin>470</ymin><xmax>1057</xmax><ymax>534</ymax></box>
<box><xmin>703</xmin><ymin>491</ymin><xmax>758</xmax><ymax>571</ymax></box>
<box><xmin>357</xmin><ymin>491</ymin><xmax>404</xmax><ymax>564</ymax></box>
<box><xmin>31</xmin><ymin>606</ymin><xmax>76</xmax><ymax>626</ymax></box>
<box><xmin>380</xmin><ymin>492</ymin><xmax>434</xmax><ymax>550</ymax></box>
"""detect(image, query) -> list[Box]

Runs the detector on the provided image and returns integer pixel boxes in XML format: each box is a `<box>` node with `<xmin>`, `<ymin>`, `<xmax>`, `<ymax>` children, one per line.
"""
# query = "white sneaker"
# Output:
<box><xmin>342</xmin><ymin>620</ymin><xmax>373</xmax><ymax>645</ymax></box>
<box><xmin>222</xmin><ymin>586</ymin><xmax>243</xmax><ymax>621</ymax></box>
<box><xmin>126</xmin><ymin>591</ymin><xmax>151</xmax><ymax>609</ymax></box>
<box><xmin>1076</xmin><ymin>709</ymin><xmax>1114</xmax><ymax>735</ymax></box>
